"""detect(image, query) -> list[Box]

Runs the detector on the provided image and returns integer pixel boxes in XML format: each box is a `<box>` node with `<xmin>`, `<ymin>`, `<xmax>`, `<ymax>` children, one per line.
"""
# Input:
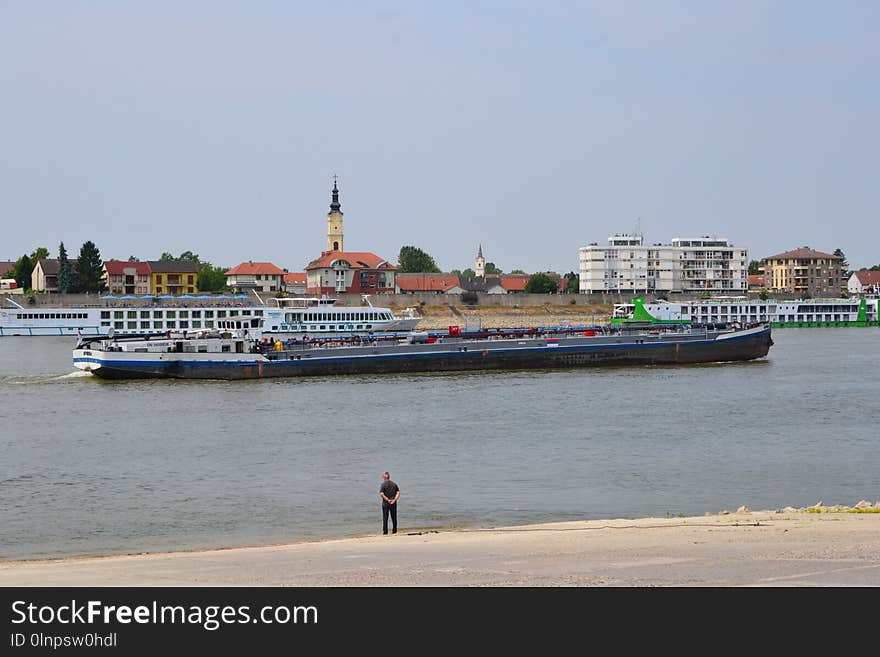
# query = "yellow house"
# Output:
<box><xmin>147</xmin><ymin>261</ymin><xmax>199</xmax><ymax>295</ymax></box>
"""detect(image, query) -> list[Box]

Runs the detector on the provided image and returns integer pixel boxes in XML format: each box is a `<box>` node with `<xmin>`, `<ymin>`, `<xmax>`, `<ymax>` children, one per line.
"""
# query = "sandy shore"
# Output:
<box><xmin>3</xmin><ymin>508</ymin><xmax>879</xmax><ymax>586</ymax></box>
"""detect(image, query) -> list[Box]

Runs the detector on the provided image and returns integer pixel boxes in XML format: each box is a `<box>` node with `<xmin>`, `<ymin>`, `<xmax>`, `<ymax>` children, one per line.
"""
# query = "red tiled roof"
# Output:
<box><xmin>747</xmin><ymin>274</ymin><xmax>765</xmax><ymax>287</ymax></box>
<box><xmin>853</xmin><ymin>270</ymin><xmax>880</xmax><ymax>286</ymax></box>
<box><xmin>284</xmin><ymin>271</ymin><xmax>307</xmax><ymax>284</ymax></box>
<box><xmin>763</xmin><ymin>247</ymin><xmax>841</xmax><ymax>261</ymax></box>
<box><xmin>0</xmin><ymin>261</ymin><xmax>14</xmax><ymax>277</ymax></box>
<box><xmin>397</xmin><ymin>273</ymin><xmax>460</xmax><ymax>292</ymax></box>
<box><xmin>500</xmin><ymin>275</ymin><xmax>528</xmax><ymax>292</ymax></box>
<box><xmin>305</xmin><ymin>251</ymin><xmax>396</xmax><ymax>271</ymax></box>
<box><xmin>104</xmin><ymin>260</ymin><xmax>151</xmax><ymax>276</ymax></box>
<box><xmin>225</xmin><ymin>261</ymin><xmax>286</xmax><ymax>276</ymax></box>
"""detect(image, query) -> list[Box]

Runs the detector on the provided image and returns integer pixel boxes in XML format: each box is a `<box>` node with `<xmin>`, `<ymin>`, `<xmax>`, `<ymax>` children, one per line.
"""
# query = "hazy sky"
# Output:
<box><xmin>2</xmin><ymin>1</ymin><xmax>878</xmax><ymax>272</ymax></box>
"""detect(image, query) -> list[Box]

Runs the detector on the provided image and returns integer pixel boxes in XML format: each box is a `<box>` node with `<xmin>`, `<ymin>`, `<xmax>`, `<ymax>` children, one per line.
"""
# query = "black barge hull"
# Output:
<box><xmin>79</xmin><ymin>326</ymin><xmax>773</xmax><ymax>380</ymax></box>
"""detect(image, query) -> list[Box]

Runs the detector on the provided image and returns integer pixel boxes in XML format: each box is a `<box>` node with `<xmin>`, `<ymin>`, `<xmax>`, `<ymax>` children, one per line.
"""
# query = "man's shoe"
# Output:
<box><xmin>383</xmin><ymin>531</ymin><xmax>388</xmax><ymax>535</ymax></box>
<box><xmin>392</xmin><ymin>529</ymin><xmax>397</xmax><ymax>534</ymax></box>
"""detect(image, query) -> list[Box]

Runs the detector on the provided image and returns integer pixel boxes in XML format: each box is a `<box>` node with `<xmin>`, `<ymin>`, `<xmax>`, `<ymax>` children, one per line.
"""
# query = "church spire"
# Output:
<box><xmin>330</xmin><ymin>175</ymin><xmax>341</xmax><ymax>213</ymax></box>
<box><xmin>326</xmin><ymin>176</ymin><xmax>344</xmax><ymax>252</ymax></box>
<box><xmin>475</xmin><ymin>242</ymin><xmax>485</xmax><ymax>278</ymax></box>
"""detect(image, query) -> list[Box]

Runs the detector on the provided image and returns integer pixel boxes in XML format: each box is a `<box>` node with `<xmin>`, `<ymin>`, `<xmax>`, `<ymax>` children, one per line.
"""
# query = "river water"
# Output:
<box><xmin>1</xmin><ymin>329</ymin><xmax>878</xmax><ymax>560</ymax></box>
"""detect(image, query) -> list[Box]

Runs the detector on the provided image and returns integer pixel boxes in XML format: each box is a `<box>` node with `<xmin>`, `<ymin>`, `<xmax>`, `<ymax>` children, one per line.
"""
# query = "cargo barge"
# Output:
<box><xmin>72</xmin><ymin>321</ymin><xmax>773</xmax><ymax>381</ymax></box>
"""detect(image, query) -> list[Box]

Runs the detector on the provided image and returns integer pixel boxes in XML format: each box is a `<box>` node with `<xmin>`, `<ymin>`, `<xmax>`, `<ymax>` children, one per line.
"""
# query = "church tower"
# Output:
<box><xmin>327</xmin><ymin>177</ymin><xmax>344</xmax><ymax>252</ymax></box>
<box><xmin>475</xmin><ymin>243</ymin><xmax>485</xmax><ymax>278</ymax></box>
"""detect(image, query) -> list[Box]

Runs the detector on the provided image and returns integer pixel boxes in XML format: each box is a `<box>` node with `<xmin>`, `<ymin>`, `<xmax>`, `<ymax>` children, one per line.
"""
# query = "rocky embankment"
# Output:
<box><xmin>398</xmin><ymin>303</ymin><xmax>614</xmax><ymax>331</ymax></box>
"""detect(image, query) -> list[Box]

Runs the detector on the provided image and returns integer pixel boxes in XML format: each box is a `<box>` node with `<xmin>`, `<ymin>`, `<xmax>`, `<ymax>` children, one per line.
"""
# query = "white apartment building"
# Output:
<box><xmin>579</xmin><ymin>234</ymin><xmax>748</xmax><ymax>295</ymax></box>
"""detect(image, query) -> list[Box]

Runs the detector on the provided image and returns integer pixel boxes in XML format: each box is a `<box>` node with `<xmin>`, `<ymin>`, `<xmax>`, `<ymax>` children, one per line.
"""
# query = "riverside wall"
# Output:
<box><xmin>10</xmin><ymin>290</ymin><xmax>848</xmax><ymax>309</ymax></box>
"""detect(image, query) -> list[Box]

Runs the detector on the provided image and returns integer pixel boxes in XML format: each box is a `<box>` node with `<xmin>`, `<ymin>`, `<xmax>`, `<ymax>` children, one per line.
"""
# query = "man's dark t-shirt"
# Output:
<box><xmin>380</xmin><ymin>480</ymin><xmax>399</xmax><ymax>507</ymax></box>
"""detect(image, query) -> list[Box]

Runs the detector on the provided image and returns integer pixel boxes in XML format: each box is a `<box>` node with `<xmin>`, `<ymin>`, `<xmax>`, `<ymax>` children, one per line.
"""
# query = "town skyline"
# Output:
<box><xmin>3</xmin><ymin>2</ymin><xmax>878</xmax><ymax>271</ymax></box>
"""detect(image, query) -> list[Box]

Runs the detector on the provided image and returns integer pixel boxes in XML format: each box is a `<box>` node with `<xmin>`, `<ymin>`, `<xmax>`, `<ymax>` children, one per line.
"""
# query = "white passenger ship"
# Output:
<box><xmin>612</xmin><ymin>296</ymin><xmax>879</xmax><ymax>328</ymax></box>
<box><xmin>0</xmin><ymin>294</ymin><xmax>419</xmax><ymax>337</ymax></box>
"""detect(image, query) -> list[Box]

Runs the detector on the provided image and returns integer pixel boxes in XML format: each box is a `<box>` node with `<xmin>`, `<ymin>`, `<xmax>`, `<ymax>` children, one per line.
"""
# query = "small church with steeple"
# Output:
<box><xmin>304</xmin><ymin>178</ymin><xmax>398</xmax><ymax>295</ymax></box>
<box><xmin>475</xmin><ymin>243</ymin><xmax>485</xmax><ymax>278</ymax></box>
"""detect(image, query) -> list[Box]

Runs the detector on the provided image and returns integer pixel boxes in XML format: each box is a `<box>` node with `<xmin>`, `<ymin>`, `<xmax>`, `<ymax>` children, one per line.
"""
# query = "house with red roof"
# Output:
<box><xmin>397</xmin><ymin>273</ymin><xmax>463</xmax><ymax>294</ymax></box>
<box><xmin>747</xmin><ymin>274</ymin><xmax>765</xmax><ymax>291</ymax></box>
<box><xmin>500</xmin><ymin>275</ymin><xmax>528</xmax><ymax>294</ymax></box>
<box><xmin>848</xmin><ymin>269</ymin><xmax>880</xmax><ymax>295</ymax></box>
<box><xmin>225</xmin><ymin>261</ymin><xmax>286</xmax><ymax>293</ymax></box>
<box><xmin>103</xmin><ymin>260</ymin><xmax>152</xmax><ymax>295</ymax></box>
<box><xmin>283</xmin><ymin>271</ymin><xmax>308</xmax><ymax>295</ymax></box>
<box><xmin>305</xmin><ymin>251</ymin><xmax>397</xmax><ymax>295</ymax></box>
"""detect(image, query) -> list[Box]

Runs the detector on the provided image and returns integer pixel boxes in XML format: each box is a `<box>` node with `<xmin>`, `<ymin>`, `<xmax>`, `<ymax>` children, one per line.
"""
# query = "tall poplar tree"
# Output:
<box><xmin>58</xmin><ymin>242</ymin><xmax>72</xmax><ymax>293</ymax></box>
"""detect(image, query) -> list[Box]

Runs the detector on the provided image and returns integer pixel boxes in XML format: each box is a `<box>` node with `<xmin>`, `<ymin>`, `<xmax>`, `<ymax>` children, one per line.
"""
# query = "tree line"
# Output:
<box><xmin>8</xmin><ymin>244</ymin><xmax>231</xmax><ymax>294</ymax></box>
<box><xmin>10</xmin><ymin>241</ymin><xmax>105</xmax><ymax>294</ymax></box>
<box><xmin>397</xmin><ymin>245</ymin><xmax>579</xmax><ymax>293</ymax></box>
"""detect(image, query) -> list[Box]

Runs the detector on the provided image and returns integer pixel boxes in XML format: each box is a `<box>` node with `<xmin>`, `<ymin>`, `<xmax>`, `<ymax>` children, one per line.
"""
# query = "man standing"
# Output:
<box><xmin>379</xmin><ymin>472</ymin><xmax>400</xmax><ymax>535</ymax></box>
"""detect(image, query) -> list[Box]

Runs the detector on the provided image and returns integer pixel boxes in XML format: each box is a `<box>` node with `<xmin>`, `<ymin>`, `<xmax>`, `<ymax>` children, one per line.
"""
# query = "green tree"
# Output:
<box><xmin>159</xmin><ymin>252</ymin><xmax>175</xmax><ymax>261</ymax></box>
<box><xmin>870</xmin><ymin>264</ymin><xmax>880</xmax><ymax>271</ymax></box>
<box><xmin>13</xmin><ymin>254</ymin><xmax>33</xmax><ymax>290</ymax></box>
<box><xmin>397</xmin><ymin>246</ymin><xmax>440</xmax><ymax>273</ymax></box>
<box><xmin>833</xmin><ymin>248</ymin><xmax>850</xmax><ymax>281</ymax></box>
<box><xmin>450</xmin><ymin>269</ymin><xmax>462</xmax><ymax>276</ymax></box>
<box><xmin>748</xmin><ymin>260</ymin><xmax>762</xmax><ymax>275</ymax></box>
<box><xmin>509</xmin><ymin>269</ymin><xmax>526</xmax><ymax>275</ymax></box>
<box><xmin>484</xmin><ymin>262</ymin><xmax>502</xmax><ymax>275</ymax></box>
<box><xmin>128</xmin><ymin>255</ymin><xmax>140</xmax><ymax>262</ymax></box>
<box><xmin>58</xmin><ymin>242</ymin><xmax>72</xmax><ymax>293</ymax></box>
<box><xmin>525</xmin><ymin>272</ymin><xmax>558</xmax><ymax>294</ymax></box>
<box><xmin>563</xmin><ymin>271</ymin><xmax>579</xmax><ymax>293</ymax></box>
<box><xmin>31</xmin><ymin>246</ymin><xmax>50</xmax><ymax>263</ymax></box>
<box><xmin>460</xmin><ymin>268</ymin><xmax>476</xmax><ymax>279</ymax></box>
<box><xmin>178</xmin><ymin>250</ymin><xmax>200</xmax><ymax>263</ymax></box>
<box><xmin>74</xmin><ymin>241</ymin><xmax>106</xmax><ymax>293</ymax></box>
<box><xmin>197</xmin><ymin>263</ymin><xmax>229</xmax><ymax>292</ymax></box>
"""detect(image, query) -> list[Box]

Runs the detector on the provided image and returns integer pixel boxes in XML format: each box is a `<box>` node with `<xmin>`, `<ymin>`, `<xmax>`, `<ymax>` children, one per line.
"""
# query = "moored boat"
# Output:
<box><xmin>1</xmin><ymin>293</ymin><xmax>419</xmax><ymax>337</ymax></box>
<box><xmin>612</xmin><ymin>296</ymin><xmax>880</xmax><ymax>328</ymax></box>
<box><xmin>72</xmin><ymin>320</ymin><xmax>773</xmax><ymax>381</ymax></box>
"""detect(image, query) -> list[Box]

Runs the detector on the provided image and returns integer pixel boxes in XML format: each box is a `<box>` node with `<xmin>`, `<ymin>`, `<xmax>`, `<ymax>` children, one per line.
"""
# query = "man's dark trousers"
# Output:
<box><xmin>382</xmin><ymin>502</ymin><xmax>397</xmax><ymax>534</ymax></box>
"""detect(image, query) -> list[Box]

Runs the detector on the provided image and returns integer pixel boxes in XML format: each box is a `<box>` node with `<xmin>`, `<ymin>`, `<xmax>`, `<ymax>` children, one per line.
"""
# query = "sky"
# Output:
<box><xmin>2</xmin><ymin>1</ymin><xmax>878</xmax><ymax>273</ymax></box>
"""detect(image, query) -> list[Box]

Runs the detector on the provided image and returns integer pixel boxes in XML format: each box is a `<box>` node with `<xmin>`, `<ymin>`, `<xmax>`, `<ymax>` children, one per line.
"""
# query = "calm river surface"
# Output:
<box><xmin>1</xmin><ymin>329</ymin><xmax>878</xmax><ymax>560</ymax></box>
